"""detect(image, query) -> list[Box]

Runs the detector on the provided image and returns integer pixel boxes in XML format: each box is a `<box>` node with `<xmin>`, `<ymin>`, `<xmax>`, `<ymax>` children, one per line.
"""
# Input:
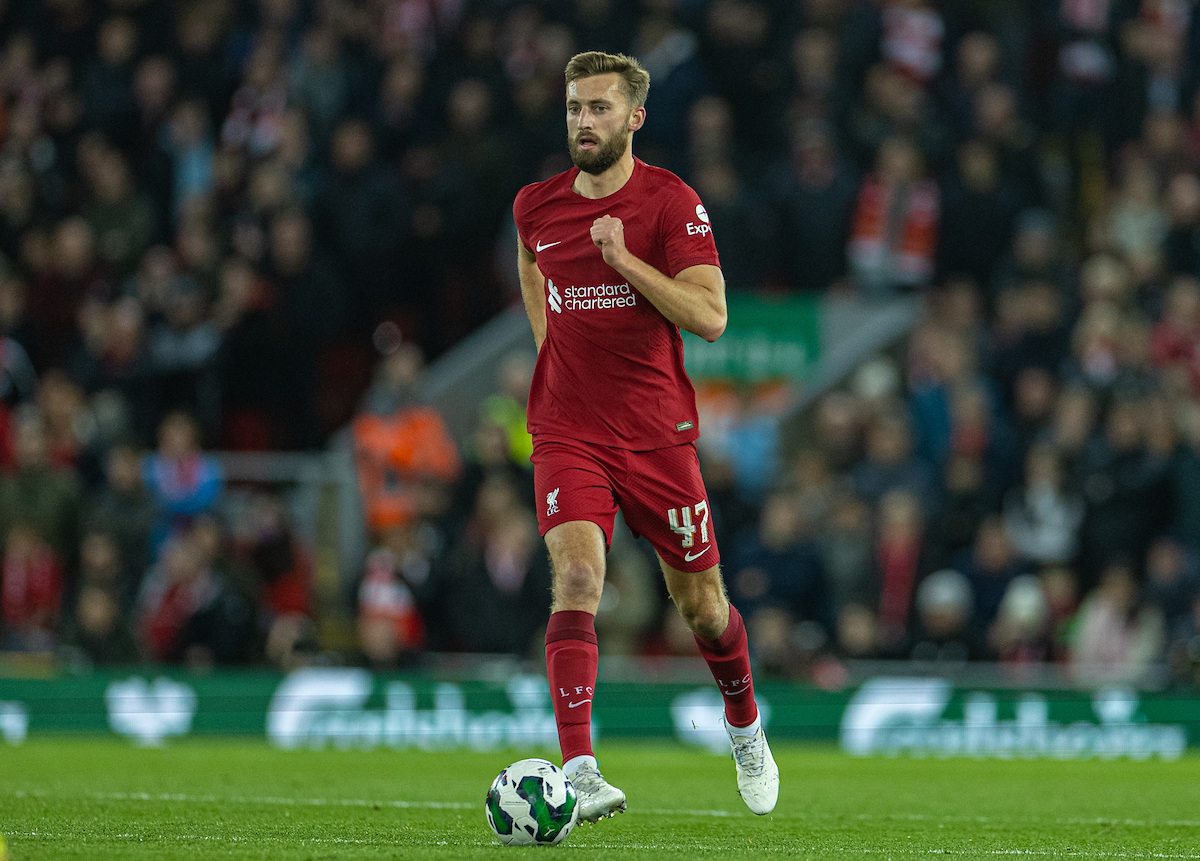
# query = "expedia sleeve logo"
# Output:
<box><xmin>686</xmin><ymin>203</ymin><xmax>712</xmax><ymax>236</ymax></box>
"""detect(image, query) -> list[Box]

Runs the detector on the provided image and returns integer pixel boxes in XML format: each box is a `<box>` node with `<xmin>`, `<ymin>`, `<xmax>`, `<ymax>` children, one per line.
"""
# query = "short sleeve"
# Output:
<box><xmin>658</xmin><ymin>181</ymin><xmax>721</xmax><ymax>278</ymax></box>
<box><xmin>513</xmin><ymin>185</ymin><xmax>534</xmax><ymax>252</ymax></box>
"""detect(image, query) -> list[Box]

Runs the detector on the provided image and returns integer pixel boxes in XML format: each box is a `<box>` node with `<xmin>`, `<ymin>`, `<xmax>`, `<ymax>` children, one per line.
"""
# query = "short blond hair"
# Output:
<box><xmin>564</xmin><ymin>51</ymin><xmax>650</xmax><ymax>109</ymax></box>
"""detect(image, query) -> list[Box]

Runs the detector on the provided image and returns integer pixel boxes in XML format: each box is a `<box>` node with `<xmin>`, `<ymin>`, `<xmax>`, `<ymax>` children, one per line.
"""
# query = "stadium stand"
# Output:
<box><xmin>1</xmin><ymin>0</ymin><xmax>1200</xmax><ymax>690</ymax></box>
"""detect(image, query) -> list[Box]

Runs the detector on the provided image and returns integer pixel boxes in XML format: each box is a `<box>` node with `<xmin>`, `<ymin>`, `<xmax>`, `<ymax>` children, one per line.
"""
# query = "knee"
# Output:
<box><xmin>675</xmin><ymin>590</ymin><xmax>728</xmax><ymax>640</ymax></box>
<box><xmin>552</xmin><ymin>558</ymin><xmax>604</xmax><ymax>612</ymax></box>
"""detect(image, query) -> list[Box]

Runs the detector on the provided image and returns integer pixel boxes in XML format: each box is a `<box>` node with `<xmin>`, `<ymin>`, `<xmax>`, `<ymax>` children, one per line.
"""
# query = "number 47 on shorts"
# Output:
<box><xmin>667</xmin><ymin>500</ymin><xmax>709</xmax><ymax>549</ymax></box>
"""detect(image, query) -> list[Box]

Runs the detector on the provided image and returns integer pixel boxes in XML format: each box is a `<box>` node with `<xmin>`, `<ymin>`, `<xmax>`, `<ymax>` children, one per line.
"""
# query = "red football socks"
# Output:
<box><xmin>694</xmin><ymin>604</ymin><xmax>759</xmax><ymax>728</ymax></box>
<box><xmin>545</xmin><ymin>610</ymin><xmax>599</xmax><ymax>764</ymax></box>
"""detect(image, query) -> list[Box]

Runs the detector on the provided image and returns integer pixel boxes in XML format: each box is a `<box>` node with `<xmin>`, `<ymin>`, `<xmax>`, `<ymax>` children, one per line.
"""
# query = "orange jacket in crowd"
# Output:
<box><xmin>352</xmin><ymin>407</ymin><xmax>460</xmax><ymax>532</ymax></box>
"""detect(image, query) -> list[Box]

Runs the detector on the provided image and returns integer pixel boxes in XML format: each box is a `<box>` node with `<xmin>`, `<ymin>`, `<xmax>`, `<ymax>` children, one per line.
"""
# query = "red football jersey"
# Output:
<box><xmin>513</xmin><ymin>159</ymin><xmax>720</xmax><ymax>450</ymax></box>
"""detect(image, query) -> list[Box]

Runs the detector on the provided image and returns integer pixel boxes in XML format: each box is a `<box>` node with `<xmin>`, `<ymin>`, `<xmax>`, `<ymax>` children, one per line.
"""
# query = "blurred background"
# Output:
<box><xmin>1</xmin><ymin>0</ymin><xmax>1200</xmax><ymax>696</ymax></box>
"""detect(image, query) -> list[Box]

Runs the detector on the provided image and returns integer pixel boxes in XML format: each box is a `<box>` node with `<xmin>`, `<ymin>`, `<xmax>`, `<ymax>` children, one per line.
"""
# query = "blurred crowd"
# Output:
<box><xmin>359</xmin><ymin>0</ymin><xmax>1200</xmax><ymax>689</ymax></box>
<box><xmin>7</xmin><ymin>0</ymin><xmax>1200</xmax><ymax>686</ymax></box>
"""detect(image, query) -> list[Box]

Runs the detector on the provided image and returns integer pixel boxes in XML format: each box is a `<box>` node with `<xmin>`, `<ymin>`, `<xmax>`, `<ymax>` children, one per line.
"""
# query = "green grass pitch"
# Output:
<box><xmin>3</xmin><ymin>739</ymin><xmax>1199</xmax><ymax>859</ymax></box>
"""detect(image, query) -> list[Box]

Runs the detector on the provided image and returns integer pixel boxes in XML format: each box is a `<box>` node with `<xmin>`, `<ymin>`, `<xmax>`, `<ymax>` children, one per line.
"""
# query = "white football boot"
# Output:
<box><xmin>727</xmin><ymin>722</ymin><xmax>780</xmax><ymax>815</ymax></box>
<box><xmin>569</xmin><ymin>762</ymin><xmax>627</xmax><ymax>822</ymax></box>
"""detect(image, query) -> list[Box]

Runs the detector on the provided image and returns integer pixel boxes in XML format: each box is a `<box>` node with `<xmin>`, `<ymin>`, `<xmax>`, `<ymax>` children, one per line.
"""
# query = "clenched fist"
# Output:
<box><xmin>591</xmin><ymin>215</ymin><xmax>628</xmax><ymax>268</ymax></box>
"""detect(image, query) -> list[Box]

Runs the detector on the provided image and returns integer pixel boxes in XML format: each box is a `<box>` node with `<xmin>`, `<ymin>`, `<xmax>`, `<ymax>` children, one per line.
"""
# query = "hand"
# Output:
<box><xmin>590</xmin><ymin>215</ymin><xmax>627</xmax><ymax>268</ymax></box>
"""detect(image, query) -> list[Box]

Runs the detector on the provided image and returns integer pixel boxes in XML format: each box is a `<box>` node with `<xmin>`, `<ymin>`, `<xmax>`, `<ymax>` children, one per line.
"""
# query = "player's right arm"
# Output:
<box><xmin>517</xmin><ymin>236</ymin><xmax>547</xmax><ymax>353</ymax></box>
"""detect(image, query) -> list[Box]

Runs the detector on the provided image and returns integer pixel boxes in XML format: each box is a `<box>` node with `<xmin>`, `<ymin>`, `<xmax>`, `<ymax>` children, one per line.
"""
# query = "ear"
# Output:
<box><xmin>629</xmin><ymin>106</ymin><xmax>646</xmax><ymax>133</ymax></box>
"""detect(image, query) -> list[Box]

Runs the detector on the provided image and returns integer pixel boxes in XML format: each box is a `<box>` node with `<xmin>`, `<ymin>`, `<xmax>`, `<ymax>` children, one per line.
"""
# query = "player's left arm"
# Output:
<box><xmin>590</xmin><ymin>215</ymin><xmax>726</xmax><ymax>342</ymax></box>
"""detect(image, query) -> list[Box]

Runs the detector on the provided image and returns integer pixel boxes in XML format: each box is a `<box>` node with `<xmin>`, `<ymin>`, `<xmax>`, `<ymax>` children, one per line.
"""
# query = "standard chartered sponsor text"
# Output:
<box><xmin>564</xmin><ymin>282</ymin><xmax>637</xmax><ymax>310</ymax></box>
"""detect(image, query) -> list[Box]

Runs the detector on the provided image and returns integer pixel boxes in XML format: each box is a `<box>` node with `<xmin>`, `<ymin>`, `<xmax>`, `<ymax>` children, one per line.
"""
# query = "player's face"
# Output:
<box><xmin>566</xmin><ymin>73</ymin><xmax>634</xmax><ymax>175</ymax></box>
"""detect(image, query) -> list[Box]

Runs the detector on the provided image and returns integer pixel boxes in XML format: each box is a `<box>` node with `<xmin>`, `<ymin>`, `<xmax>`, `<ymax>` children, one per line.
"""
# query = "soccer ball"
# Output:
<box><xmin>485</xmin><ymin>757</ymin><xmax>579</xmax><ymax>846</ymax></box>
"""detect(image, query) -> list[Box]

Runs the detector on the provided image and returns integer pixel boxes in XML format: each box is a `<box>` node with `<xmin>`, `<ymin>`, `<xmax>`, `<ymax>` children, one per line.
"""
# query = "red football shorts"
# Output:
<box><xmin>531</xmin><ymin>435</ymin><xmax>721</xmax><ymax>572</ymax></box>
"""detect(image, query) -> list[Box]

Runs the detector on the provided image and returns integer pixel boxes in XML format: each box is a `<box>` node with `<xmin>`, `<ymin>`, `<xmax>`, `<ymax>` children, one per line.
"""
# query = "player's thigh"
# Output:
<box><xmin>618</xmin><ymin>443</ymin><xmax>721</xmax><ymax>572</ymax></box>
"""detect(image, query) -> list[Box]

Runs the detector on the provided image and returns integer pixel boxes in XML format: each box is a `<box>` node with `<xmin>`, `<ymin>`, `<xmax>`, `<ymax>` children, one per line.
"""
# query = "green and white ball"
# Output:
<box><xmin>485</xmin><ymin>758</ymin><xmax>579</xmax><ymax>846</ymax></box>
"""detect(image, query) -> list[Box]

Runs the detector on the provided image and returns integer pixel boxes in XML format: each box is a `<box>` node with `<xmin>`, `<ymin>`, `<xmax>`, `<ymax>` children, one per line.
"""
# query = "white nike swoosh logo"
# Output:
<box><xmin>536</xmin><ymin>240</ymin><xmax>561</xmax><ymax>251</ymax></box>
<box><xmin>725</xmin><ymin>685</ymin><xmax>750</xmax><ymax>696</ymax></box>
<box><xmin>567</xmin><ymin>699</ymin><xmax>592</xmax><ymax>708</ymax></box>
<box><xmin>684</xmin><ymin>546</ymin><xmax>711</xmax><ymax>562</ymax></box>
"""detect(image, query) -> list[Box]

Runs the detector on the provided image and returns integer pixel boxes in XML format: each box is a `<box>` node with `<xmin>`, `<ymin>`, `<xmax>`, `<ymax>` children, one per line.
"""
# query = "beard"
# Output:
<box><xmin>569</xmin><ymin>127</ymin><xmax>629</xmax><ymax>175</ymax></box>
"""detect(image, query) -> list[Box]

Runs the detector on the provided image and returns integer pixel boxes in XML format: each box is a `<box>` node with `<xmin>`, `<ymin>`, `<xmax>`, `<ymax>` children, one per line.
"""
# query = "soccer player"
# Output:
<box><xmin>512</xmin><ymin>51</ymin><xmax>780</xmax><ymax>822</ymax></box>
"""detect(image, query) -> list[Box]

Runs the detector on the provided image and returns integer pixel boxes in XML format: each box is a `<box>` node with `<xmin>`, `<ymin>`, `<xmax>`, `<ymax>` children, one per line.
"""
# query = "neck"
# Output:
<box><xmin>572</xmin><ymin>151</ymin><xmax>636</xmax><ymax>199</ymax></box>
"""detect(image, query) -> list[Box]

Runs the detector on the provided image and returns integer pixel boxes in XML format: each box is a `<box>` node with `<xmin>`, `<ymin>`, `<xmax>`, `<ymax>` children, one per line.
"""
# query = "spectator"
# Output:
<box><xmin>1150</xmin><ymin>275</ymin><xmax>1200</xmax><ymax>393</ymax></box>
<box><xmin>691</xmin><ymin>158</ymin><xmax>774</xmax><ymax>293</ymax></box>
<box><xmin>79</xmin><ymin>17</ymin><xmax>139</xmax><ymax>143</ymax></box>
<box><xmin>358</xmin><ymin>534</ymin><xmax>427</xmax><ymax>669</ymax></box>
<box><xmin>26</xmin><ymin>218</ymin><xmax>111</xmax><ymax>370</ymax></box>
<box><xmin>236</xmin><ymin>494</ymin><xmax>313</xmax><ymax>670</ymax></box>
<box><xmin>908</xmin><ymin>568</ymin><xmax>980</xmax><ymax>664</ymax></box>
<box><xmin>481</xmin><ymin>351</ymin><xmax>535</xmax><ymax>471</ymax></box>
<box><xmin>874</xmin><ymin>488</ymin><xmax>931</xmax><ymax>653</ymax></box>
<box><xmin>593</xmin><ymin>542</ymin><xmax>661</xmax><ymax>657</ymax></box>
<box><xmin>1143</xmin><ymin>536</ymin><xmax>1200</xmax><ymax>636</ymax></box>
<box><xmin>374</xmin><ymin>58</ymin><xmax>432</xmax><ymax>164</ymax></box>
<box><xmin>973</xmin><ymin>82</ymin><xmax>1042</xmax><ymax>211</ymax></box>
<box><xmin>1045</xmin><ymin>385</ymin><xmax>1100</xmax><ymax>483</ymax></box>
<box><xmin>261</xmin><ymin>209</ymin><xmax>347</xmax><ymax>448</ymax></box>
<box><xmin>136</xmin><ymin>527</ymin><xmax>253</xmax><ymax>666</ymax></box>
<box><xmin>819</xmin><ymin>491</ymin><xmax>877</xmax><ymax>646</ymax></box>
<box><xmin>990</xmin><ymin>209</ymin><xmax>1075</xmax><ymax>300</ymax></box>
<box><xmin>1171</xmin><ymin>401</ymin><xmax>1200</xmax><ymax>544</ymax></box>
<box><xmin>141</xmin><ymin>411</ymin><xmax>223</xmax><ymax>552</ymax></box>
<box><xmin>787</xmin><ymin>27</ymin><xmax>845</xmax><ymax>131</ymax></box>
<box><xmin>726</xmin><ymin>489</ymin><xmax>830</xmax><ymax>641</ymax></box>
<box><xmin>936</xmin><ymin>139</ymin><xmax>1021</xmax><ymax>285</ymax></box>
<box><xmin>1041</xmin><ymin>565</ymin><xmax>1081</xmax><ymax>662</ymax></box>
<box><xmin>990</xmin><ymin>574</ymin><xmax>1052</xmax><ymax>665</ymax></box>
<box><xmin>82</xmin><ymin>149</ymin><xmax>157</xmax><ymax>281</ymax></box>
<box><xmin>312</xmin><ymin>118</ymin><xmax>408</xmax><ymax>325</ymax></box>
<box><xmin>0</xmin><ymin>521</ymin><xmax>63</xmax><ymax>652</ymax></box>
<box><xmin>66</xmin><ymin>296</ymin><xmax>156</xmax><ymax>444</ymax></box>
<box><xmin>1107</xmin><ymin>149</ymin><xmax>1168</xmax><ymax>283</ymax></box>
<box><xmin>75</xmin><ymin>526</ymin><xmax>133</xmax><ymax>611</ymax></box>
<box><xmin>929</xmin><ymin>451</ymin><xmax>993</xmax><ymax>570</ymax></box>
<box><xmin>352</xmin><ymin>343</ymin><xmax>460</xmax><ymax>537</ymax></box>
<box><xmin>433</xmin><ymin>482</ymin><xmax>550</xmax><ymax>657</ymax></box>
<box><xmin>1008</xmin><ymin>365</ymin><xmax>1061</xmax><ymax>457</ymax></box>
<box><xmin>1003</xmin><ymin>442</ymin><xmax>1085</xmax><ymax>566</ymax></box>
<box><xmin>85</xmin><ymin>441</ymin><xmax>157</xmax><ymax>597</ymax></box>
<box><xmin>954</xmin><ymin>515</ymin><xmax>1031</xmax><ymax>640</ymax></box>
<box><xmin>448</xmin><ymin>408</ymin><xmax>535</xmax><ymax>540</ymax></box>
<box><xmin>1070</xmin><ymin>558</ymin><xmax>1166</xmax><ymax>684</ymax></box>
<box><xmin>128</xmin><ymin>55</ymin><xmax>177</xmax><ymax>225</ymax></box>
<box><xmin>0</xmin><ymin>169</ymin><xmax>37</xmax><ymax>267</ymax></box>
<box><xmin>1076</xmin><ymin>396</ymin><xmax>1171</xmax><ymax>587</ymax></box>
<box><xmin>769</xmin><ymin>121</ymin><xmax>859</xmax><ymax>291</ymax></box>
<box><xmin>162</xmin><ymin>99</ymin><xmax>216</xmax><ymax>226</ymax></box>
<box><xmin>848</xmin><ymin>135</ymin><xmax>940</xmax><ymax>296</ymax></box>
<box><xmin>60</xmin><ymin>582</ymin><xmax>140</xmax><ymax>667</ymax></box>
<box><xmin>938</xmin><ymin>31</ymin><xmax>1001</xmax><ymax>138</ymax></box>
<box><xmin>1163</xmin><ymin>172</ymin><xmax>1200</xmax><ymax>277</ymax></box>
<box><xmin>851</xmin><ymin>408</ymin><xmax>938</xmax><ymax>510</ymax></box>
<box><xmin>221</xmin><ymin>39</ymin><xmax>289</xmax><ymax>158</ymax></box>
<box><xmin>287</xmin><ymin>24</ymin><xmax>349</xmax><ymax>152</ymax></box>
<box><xmin>0</xmin><ymin>410</ymin><xmax>81</xmax><ymax>565</ymax></box>
<box><xmin>144</xmin><ymin>279</ymin><xmax>222</xmax><ymax>437</ymax></box>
